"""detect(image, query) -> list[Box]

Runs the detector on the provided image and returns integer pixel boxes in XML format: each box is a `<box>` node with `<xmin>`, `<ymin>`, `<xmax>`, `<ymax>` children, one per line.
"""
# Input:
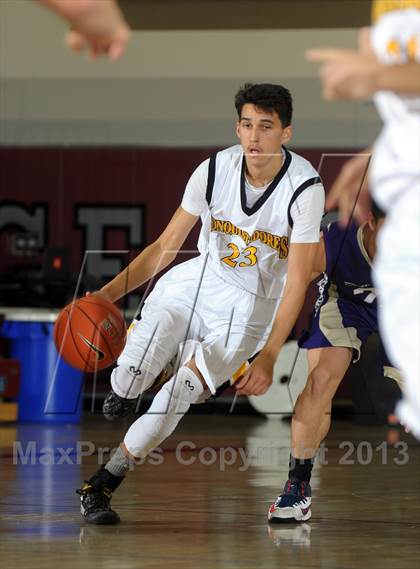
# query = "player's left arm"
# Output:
<box><xmin>236</xmin><ymin>180</ymin><xmax>325</xmax><ymax>396</ymax></box>
<box><xmin>235</xmin><ymin>243</ymin><xmax>318</xmax><ymax>395</ymax></box>
<box><xmin>311</xmin><ymin>232</ymin><xmax>326</xmax><ymax>278</ymax></box>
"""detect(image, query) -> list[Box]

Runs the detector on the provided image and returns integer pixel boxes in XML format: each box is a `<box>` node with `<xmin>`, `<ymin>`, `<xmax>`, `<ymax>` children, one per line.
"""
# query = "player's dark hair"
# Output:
<box><xmin>371</xmin><ymin>200</ymin><xmax>386</xmax><ymax>222</ymax></box>
<box><xmin>235</xmin><ymin>83</ymin><xmax>293</xmax><ymax>127</ymax></box>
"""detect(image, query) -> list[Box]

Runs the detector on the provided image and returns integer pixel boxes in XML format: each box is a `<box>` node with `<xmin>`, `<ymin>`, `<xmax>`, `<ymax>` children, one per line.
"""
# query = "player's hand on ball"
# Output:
<box><xmin>85</xmin><ymin>289</ymin><xmax>114</xmax><ymax>303</ymax></box>
<box><xmin>235</xmin><ymin>352</ymin><xmax>274</xmax><ymax>396</ymax></box>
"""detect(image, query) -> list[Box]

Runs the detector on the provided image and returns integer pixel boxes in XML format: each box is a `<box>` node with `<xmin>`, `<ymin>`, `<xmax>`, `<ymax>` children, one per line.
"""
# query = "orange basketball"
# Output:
<box><xmin>54</xmin><ymin>296</ymin><xmax>127</xmax><ymax>372</ymax></box>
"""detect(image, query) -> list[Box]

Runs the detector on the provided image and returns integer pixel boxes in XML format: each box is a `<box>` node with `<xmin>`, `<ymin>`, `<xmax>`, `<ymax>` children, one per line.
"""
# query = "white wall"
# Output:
<box><xmin>0</xmin><ymin>0</ymin><xmax>381</xmax><ymax>146</ymax></box>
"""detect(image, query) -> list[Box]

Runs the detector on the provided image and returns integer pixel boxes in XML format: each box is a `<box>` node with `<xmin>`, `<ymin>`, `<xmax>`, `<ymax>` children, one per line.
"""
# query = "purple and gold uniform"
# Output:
<box><xmin>300</xmin><ymin>222</ymin><xmax>399</xmax><ymax>383</ymax></box>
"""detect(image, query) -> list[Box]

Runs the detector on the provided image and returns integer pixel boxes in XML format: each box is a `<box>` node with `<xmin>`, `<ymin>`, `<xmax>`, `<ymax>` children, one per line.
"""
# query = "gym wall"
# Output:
<box><xmin>0</xmin><ymin>0</ymin><xmax>377</xmax><ymax>300</ymax></box>
<box><xmin>0</xmin><ymin>0</ymin><xmax>380</xmax><ymax>147</ymax></box>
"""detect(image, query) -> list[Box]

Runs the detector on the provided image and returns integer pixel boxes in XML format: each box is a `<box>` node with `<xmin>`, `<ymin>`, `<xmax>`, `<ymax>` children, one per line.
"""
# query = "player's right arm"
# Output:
<box><xmin>98</xmin><ymin>158</ymin><xmax>209</xmax><ymax>302</ymax></box>
<box><xmin>99</xmin><ymin>207</ymin><xmax>198</xmax><ymax>302</ymax></box>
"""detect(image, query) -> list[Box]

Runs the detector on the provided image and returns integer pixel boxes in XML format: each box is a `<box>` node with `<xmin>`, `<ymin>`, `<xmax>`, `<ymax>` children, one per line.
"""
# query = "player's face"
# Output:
<box><xmin>236</xmin><ymin>104</ymin><xmax>292</xmax><ymax>166</ymax></box>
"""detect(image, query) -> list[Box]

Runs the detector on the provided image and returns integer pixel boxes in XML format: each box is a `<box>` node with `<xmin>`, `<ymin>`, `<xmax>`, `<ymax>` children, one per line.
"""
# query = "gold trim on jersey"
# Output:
<box><xmin>210</xmin><ymin>216</ymin><xmax>289</xmax><ymax>259</ymax></box>
<box><xmin>372</xmin><ymin>0</ymin><xmax>420</xmax><ymax>22</ymax></box>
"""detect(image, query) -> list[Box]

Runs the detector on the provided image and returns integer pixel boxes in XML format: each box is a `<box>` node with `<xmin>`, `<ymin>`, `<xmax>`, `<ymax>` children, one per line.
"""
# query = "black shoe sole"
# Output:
<box><xmin>84</xmin><ymin>511</ymin><xmax>121</xmax><ymax>525</ymax></box>
<box><xmin>102</xmin><ymin>413</ymin><xmax>124</xmax><ymax>422</ymax></box>
<box><xmin>102</xmin><ymin>400</ymin><xmax>136</xmax><ymax>422</ymax></box>
<box><xmin>268</xmin><ymin>517</ymin><xmax>307</xmax><ymax>524</ymax></box>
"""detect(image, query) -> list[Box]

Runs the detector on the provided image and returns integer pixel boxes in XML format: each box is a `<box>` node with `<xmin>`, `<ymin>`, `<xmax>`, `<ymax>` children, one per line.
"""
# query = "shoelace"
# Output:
<box><xmin>76</xmin><ymin>482</ymin><xmax>112</xmax><ymax>500</ymax></box>
<box><xmin>287</xmin><ymin>480</ymin><xmax>307</xmax><ymax>496</ymax></box>
<box><xmin>76</xmin><ymin>483</ymin><xmax>114</xmax><ymax>514</ymax></box>
<box><xmin>276</xmin><ymin>480</ymin><xmax>308</xmax><ymax>505</ymax></box>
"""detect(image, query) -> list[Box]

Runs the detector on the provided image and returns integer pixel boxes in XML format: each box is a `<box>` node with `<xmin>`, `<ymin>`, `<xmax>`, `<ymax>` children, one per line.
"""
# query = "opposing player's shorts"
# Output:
<box><xmin>299</xmin><ymin>292</ymin><xmax>402</xmax><ymax>386</ymax></box>
<box><xmin>300</xmin><ymin>293</ymin><xmax>378</xmax><ymax>362</ymax></box>
<box><xmin>117</xmin><ymin>255</ymin><xmax>278</xmax><ymax>394</ymax></box>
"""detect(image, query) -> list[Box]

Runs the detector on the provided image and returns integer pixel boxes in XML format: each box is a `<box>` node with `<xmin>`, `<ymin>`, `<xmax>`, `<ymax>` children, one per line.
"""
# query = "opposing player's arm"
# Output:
<box><xmin>100</xmin><ymin>207</ymin><xmax>198</xmax><ymax>302</ymax></box>
<box><xmin>307</xmin><ymin>22</ymin><xmax>420</xmax><ymax>101</ymax></box>
<box><xmin>325</xmin><ymin>149</ymin><xmax>372</xmax><ymax>225</ymax></box>
<box><xmin>374</xmin><ymin>62</ymin><xmax>420</xmax><ymax>95</ymax></box>
<box><xmin>37</xmin><ymin>0</ymin><xmax>131</xmax><ymax>60</ymax></box>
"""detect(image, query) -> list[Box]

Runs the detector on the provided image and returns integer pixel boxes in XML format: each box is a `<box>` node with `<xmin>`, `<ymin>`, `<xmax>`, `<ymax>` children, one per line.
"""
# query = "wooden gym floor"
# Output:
<box><xmin>0</xmin><ymin>414</ymin><xmax>419</xmax><ymax>569</ymax></box>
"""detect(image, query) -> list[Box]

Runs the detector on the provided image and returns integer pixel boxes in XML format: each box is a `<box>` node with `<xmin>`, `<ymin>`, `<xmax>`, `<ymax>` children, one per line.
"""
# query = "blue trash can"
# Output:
<box><xmin>2</xmin><ymin>314</ymin><xmax>84</xmax><ymax>423</ymax></box>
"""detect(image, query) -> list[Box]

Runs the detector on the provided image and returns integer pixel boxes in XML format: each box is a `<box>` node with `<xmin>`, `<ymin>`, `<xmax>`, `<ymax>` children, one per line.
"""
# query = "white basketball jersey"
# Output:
<box><xmin>197</xmin><ymin>145</ymin><xmax>322</xmax><ymax>299</ymax></box>
<box><xmin>370</xmin><ymin>4</ymin><xmax>420</xmax><ymax>209</ymax></box>
<box><xmin>371</xmin><ymin>8</ymin><xmax>420</xmax><ymax>122</ymax></box>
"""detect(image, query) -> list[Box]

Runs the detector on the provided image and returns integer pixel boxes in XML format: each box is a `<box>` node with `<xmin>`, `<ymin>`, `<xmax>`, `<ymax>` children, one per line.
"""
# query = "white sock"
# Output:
<box><xmin>124</xmin><ymin>367</ymin><xmax>204</xmax><ymax>458</ymax></box>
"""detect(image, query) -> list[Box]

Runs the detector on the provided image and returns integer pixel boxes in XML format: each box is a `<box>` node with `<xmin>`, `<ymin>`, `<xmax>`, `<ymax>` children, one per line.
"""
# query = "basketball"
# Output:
<box><xmin>54</xmin><ymin>295</ymin><xmax>127</xmax><ymax>372</ymax></box>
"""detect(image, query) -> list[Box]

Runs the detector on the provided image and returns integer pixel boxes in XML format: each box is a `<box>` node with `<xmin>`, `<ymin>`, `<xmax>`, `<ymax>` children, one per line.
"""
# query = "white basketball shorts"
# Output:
<box><xmin>116</xmin><ymin>255</ymin><xmax>278</xmax><ymax>394</ymax></box>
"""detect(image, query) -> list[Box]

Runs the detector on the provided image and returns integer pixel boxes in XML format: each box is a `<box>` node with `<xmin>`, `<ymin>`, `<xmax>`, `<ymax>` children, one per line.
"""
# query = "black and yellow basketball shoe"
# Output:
<box><xmin>76</xmin><ymin>467</ymin><xmax>124</xmax><ymax>524</ymax></box>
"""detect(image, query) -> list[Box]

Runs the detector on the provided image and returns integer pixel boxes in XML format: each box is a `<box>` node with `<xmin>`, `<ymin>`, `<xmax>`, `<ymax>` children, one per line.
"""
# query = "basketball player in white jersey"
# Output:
<box><xmin>76</xmin><ymin>83</ymin><xmax>325</xmax><ymax>524</ymax></box>
<box><xmin>308</xmin><ymin>1</ymin><xmax>420</xmax><ymax>438</ymax></box>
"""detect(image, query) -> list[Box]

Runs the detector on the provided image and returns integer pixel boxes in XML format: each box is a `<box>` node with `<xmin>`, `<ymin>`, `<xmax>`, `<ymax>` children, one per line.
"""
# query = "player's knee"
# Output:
<box><xmin>305</xmin><ymin>366</ymin><xmax>342</xmax><ymax>400</ymax></box>
<box><xmin>184</xmin><ymin>358</ymin><xmax>207</xmax><ymax>389</ymax></box>
<box><xmin>111</xmin><ymin>363</ymin><xmax>156</xmax><ymax>397</ymax></box>
<box><xmin>162</xmin><ymin>366</ymin><xmax>205</xmax><ymax>411</ymax></box>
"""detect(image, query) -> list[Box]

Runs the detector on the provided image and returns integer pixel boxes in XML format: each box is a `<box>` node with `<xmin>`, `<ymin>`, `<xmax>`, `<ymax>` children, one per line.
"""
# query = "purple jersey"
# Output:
<box><xmin>323</xmin><ymin>221</ymin><xmax>377</xmax><ymax>310</ymax></box>
<box><xmin>301</xmin><ymin>221</ymin><xmax>380</xmax><ymax>360</ymax></box>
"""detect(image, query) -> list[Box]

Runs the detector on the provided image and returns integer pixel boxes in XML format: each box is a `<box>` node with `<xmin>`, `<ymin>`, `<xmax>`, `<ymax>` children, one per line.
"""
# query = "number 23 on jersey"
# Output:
<box><xmin>221</xmin><ymin>243</ymin><xmax>258</xmax><ymax>268</ymax></box>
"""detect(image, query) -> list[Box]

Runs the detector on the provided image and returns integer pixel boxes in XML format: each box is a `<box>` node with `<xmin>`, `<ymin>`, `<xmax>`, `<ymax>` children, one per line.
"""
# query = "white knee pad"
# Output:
<box><xmin>171</xmin><ymin>341</ymin><xmax>209</xmax><ymax>404</ymax></box>
<box><xmin>162</xmin><ymin>366</ymin><xmax>204</xmax><ymax>408</ymax></box>
<box><xmin>124</xmin><ymin>366</ymin><xmax>204</xmax><ymax>458</ymax></box>
<box><xmin>110</xmin><ymin>363</ymin><xmax>157</xmax><ymax>399</ymax></box>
